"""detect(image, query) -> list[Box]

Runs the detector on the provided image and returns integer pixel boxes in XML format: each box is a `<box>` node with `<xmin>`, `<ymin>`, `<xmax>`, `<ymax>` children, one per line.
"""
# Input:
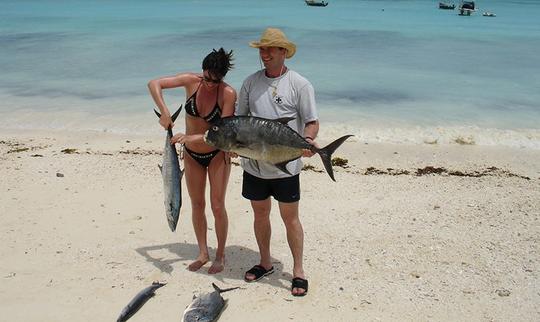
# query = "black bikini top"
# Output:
<box><xmin>185</xmin><ymin>81</ymin><xmax>222</xmax><ymax>124</ymax></box>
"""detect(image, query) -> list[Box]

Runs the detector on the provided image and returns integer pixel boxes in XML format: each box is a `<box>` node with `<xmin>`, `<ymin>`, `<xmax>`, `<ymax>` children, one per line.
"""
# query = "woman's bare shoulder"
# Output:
<box><xmin>177</xmin><ymin>72</ymin><xmax>202</xmax><ymax>83</ymax></box>
<box><xmin>222</xmin><ymin>83</ymin><xmax>237</xmax><ymax>96</ymax></box>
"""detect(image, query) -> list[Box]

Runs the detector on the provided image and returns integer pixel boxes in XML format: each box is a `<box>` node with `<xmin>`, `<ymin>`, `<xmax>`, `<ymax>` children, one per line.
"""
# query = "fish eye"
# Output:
<box><xmin>212</xmin><ymin>126</ymin><xmax>219</xmax><ymax>131</ymax></box>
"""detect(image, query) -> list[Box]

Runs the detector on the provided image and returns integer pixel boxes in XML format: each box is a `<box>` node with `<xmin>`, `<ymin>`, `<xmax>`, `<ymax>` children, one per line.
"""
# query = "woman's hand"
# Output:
<box><xmin>170</xmin><ymin>133</ymin><xmax>203</xmax><ymax>145</ymax></box>
<box><xmin>159</xmin><ymin>113</ymin><xmax>173</xmax><ymax>130</ymax></box>
<box><xmin>170</xmin><ymin>132</ymin><xmax>186</xmax><ymax>145</ymax></box>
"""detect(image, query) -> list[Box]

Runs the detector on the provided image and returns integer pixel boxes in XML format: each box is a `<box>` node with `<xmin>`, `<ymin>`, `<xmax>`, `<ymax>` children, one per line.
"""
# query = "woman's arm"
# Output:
<box><xmin>148</xmin><ymin>73</ymin><xmax>194</xmax><ymax>130</ymax></box>
<box><xmin>220</xmin><ymin>85</ymin><xmax>238</xmax><ymax>117</ymax></box>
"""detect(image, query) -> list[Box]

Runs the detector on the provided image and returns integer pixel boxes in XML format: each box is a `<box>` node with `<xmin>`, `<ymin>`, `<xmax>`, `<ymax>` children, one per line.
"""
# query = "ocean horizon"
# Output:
<box><xmin>1</xmin><ymin>0</ymin><xmax>539</xmax><ymax>148</ymax></box>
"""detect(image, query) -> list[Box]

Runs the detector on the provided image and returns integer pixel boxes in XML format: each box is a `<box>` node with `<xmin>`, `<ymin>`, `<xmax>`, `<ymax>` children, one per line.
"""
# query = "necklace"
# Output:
<box><xmin>269</xmin><ymin>65</ymin><xmax>285</xmax><ymax>98</ymax></box>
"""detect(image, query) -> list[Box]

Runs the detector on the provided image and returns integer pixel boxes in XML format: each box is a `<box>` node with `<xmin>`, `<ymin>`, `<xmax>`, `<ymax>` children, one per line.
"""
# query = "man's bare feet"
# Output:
<box><xmin>208</xmin><ymin>258</ymin><xmax>225</xmax><ymax>274</ymax></box>
<box><xmin>187</xmin><ymin>258</ymin><xmax>208</xmax><ymax>272</ymax></box>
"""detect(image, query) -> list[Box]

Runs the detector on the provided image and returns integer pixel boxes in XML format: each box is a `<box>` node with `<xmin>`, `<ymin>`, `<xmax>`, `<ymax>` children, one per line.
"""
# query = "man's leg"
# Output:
<box><xmin>244</xmin><ymin>198</ymin><xmax>273</xmax><ymax>281</ymax></box>
<box><xmin>278</xmin><ymin>201</ymin><xmax>306</xmax><ymax>296</ymax></box>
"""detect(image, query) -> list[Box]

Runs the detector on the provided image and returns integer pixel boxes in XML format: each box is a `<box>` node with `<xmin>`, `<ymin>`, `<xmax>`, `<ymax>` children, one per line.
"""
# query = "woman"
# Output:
<box><xmin>148</xmin><ymin>48</ymin><xmax>236</xmax><ymax>274</ymax></box>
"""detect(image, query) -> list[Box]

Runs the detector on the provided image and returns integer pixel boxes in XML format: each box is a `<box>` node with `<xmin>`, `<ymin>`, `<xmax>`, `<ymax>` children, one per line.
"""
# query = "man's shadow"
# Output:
<box><xmin>136</xmin><ymin>243</ymin><xmax>292</xmax><ymax>290</ymax></box>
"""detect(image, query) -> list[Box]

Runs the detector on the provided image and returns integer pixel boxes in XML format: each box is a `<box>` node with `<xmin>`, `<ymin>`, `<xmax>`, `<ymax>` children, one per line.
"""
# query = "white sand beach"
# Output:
<box><xmin>1</xmin><ymin>129</ymin><xmax>539</xmax><ymax>321</ymax></box>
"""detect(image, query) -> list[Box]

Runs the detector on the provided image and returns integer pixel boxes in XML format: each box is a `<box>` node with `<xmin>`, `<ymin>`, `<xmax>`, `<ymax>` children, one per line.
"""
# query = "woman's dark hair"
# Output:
<box><xmin>202</xmin><ymin>48</ymin><xmax>234</xmax><ymax>80</ymax></box>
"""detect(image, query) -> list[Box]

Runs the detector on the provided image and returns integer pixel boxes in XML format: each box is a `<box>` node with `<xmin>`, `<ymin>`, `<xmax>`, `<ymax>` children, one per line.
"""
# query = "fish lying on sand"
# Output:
<box><xmin>204</xmin><ymin>116</ymin><xmax>353</xmax><ymax>181</ymax></box>
<box><xmin>182</xmin><ymin>283</ymin><xmax>239</xmax><ymax>322</ymax></box>
<box><xmin>154</xmin><ymin>106</ymin><xmax>184</xmax><ymax>232</ymax></box>
<box><xmin>117</xmin><ymin>281</ymin><xmax>166</xmax><ymax>322</ymax></box>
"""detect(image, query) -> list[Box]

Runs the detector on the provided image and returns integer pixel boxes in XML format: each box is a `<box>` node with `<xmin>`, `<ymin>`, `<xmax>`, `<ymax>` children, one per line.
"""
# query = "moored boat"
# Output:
<box><xmin>439</xmin><ymin>2</ymin><xmax>455</xmax><ymax>10</ymax></box>
<box><xmin>458</xmin><ymin>1</ymin><xmax>476</xmax><ymax>16</ymax></box>
<box><xmin>305</xmin><ymin>0</ymin><xmax>328</xmax><ymax>7</ymax></box>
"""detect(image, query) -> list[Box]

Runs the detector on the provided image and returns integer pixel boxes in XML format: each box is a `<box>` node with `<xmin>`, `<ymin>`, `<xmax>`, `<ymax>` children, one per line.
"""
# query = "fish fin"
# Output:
<box><xmin>236</xmin><ymin>141</ymin><xmax>249</xmax><ymax>149</ymax></box>
<box><xmin>275</xmin><ymin>161</ymin><xmax>293</xmax><ymax>176</ymax></box>
<box><xmin>192</xmin><ymin>294</ymin><xmax>197</xmax><ymax>300</ymax></box>
<box><xmin>316</xmin><ymin>135</ymin><xmax>354</xmax><ymax>181</ymax></box>
<box><xmin>158</xmin><ymin>164</ymin><xmax>163</xmax><ymax>173</ymax></box>
<box><xmin>153</xmin><ymin>109</ymin><xmax>161</xmax><ymax>118</ymax></box>
<box><xmin>171</xmin><ymin>104</ymin><xmax>183</xmax><ymax>122</ymax></box>
<box><xmin>275</xmin><ymin>117</ymin><xmax>295</xmax><ymax>124</ymax></box>
<box><xmin>212</xmin><ymin>283</ymin><xmax>240</xmax><ymax>294</ymax></box>
<box><xmin>253</xmin><ymin>160</ymin><xmax>261</xmax><ymax>173</ymax></box>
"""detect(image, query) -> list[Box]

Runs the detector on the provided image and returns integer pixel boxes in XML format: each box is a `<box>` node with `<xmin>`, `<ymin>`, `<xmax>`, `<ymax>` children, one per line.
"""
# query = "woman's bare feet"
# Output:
<box><xmin>208</xmin><ymin>257</ymin><xmax>225</xmax><ymax>274</ymax></box>
<box><xmin>187</xmin><ymin>255</ymin><xmax>209</xmax><ymax>272</ymax></box>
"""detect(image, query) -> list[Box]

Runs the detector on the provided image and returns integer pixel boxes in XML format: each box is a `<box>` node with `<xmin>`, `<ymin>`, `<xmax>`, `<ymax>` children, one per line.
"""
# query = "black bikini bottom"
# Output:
<box><xmin>185</xmin><ymin>147</ymin><xmax>220</xmax><ymax>168</ymax></box>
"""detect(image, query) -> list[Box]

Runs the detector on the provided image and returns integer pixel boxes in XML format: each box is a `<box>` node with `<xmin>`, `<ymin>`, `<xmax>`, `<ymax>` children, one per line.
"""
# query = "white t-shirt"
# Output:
<box><xmin>236</xmin><ymin>69</ymin><xmax>318</xmax><ymax>179</ymax></box>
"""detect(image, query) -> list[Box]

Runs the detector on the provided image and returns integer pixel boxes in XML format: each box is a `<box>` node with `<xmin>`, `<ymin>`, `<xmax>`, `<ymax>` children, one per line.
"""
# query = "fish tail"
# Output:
<box><xmin>316</xmin><ymin>135</ymin><xmax>354</xmax><ymax>181</ymax></box>
<box><xmin>212</xmin><ymin>283</ymin><xmax>240</xmax><ymax>294</ymax></box>
<box><xmin>153</xmin><ymin>104</ymin><xmax>183</xmax><ymax>122</ymax></box>
<box><xmin>151</xmin><ymin>281</ymin><xmax>167</xmax><ymax>288</ymax></box>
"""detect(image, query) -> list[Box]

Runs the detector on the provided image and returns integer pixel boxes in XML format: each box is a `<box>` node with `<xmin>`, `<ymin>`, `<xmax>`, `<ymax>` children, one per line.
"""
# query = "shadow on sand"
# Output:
<box><xmin>136</xmin><ymin>242</ymin><xmax>293</xmax><ymax>290</ymax></box>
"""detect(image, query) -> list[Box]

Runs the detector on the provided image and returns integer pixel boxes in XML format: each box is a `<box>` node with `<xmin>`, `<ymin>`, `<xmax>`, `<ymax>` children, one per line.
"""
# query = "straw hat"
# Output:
<box><xmin>249</xmin><ymin>28</ymin><xmax>296</xmax><ymax>59</ymax></box>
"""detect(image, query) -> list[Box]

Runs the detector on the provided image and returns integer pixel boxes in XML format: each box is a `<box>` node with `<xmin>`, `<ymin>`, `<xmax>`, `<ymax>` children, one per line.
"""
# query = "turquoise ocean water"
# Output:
<box><xmin>1</xmin><ymin>0</ymin><xmax>539</xmax><ymax>147</ymax></box>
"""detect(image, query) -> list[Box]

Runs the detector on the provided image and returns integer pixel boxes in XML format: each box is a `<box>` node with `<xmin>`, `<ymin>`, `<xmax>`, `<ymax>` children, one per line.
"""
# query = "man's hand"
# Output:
<box><xmin>302</xmin><ymin>137</ymin><xmax>318</xmax><ymax>157</ymax></box>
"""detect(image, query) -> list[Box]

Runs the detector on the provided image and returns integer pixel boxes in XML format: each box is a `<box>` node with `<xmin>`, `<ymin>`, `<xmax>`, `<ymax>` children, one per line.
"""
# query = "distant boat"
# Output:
<box><xmin>305</xmin><ymin>0</ymin><xmax>328</xmax><ymax>7</ymax></box>
<box><xmin>483</xmin><ymin>11</ymin><xmax>496</xmax><ymax>17</ymax></box>
<box><xmin>458</xmin><ymin>1</ymin><xmax>476</xmax><ymax>16</ymax></box>
<box><xmin>439</xmin><ymin>2</ymin><xmax>455</xmax><ymax>10</ymax></box>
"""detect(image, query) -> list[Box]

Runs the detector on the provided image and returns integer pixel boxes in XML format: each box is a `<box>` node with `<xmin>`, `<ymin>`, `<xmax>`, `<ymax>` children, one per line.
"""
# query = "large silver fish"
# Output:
<box><xmin>117</xmin><ymin>281</ymin><xmax>166</xmax><ymax>322</ymax></box>
<box><xmin>154</xmin><ymin>106</ymin><xmax>184</xmax><ymax>232</ymax></box>
<box><xmin>204</xmin><ymin>116</ymin><xmax>353</xmax><ymax>181</ymax></box>
<box><xmin>182</xmin><ymin>283</ymin><xmax>239</xmax><ymax>322</ymax></box>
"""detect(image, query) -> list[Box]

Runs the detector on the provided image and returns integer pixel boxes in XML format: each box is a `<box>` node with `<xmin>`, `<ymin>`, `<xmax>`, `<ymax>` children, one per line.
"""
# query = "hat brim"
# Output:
<box><xmin>249</xmin><ymin>41</ymin><xmax>296</xmax><ymax>59</ymax></box>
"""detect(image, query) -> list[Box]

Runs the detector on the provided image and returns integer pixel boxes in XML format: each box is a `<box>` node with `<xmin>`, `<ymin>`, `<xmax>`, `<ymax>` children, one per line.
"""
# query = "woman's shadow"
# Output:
<box><xmin>136</xmin><ymin>242</ymin><xmax>292</xmax><ymax>290</ymax></box>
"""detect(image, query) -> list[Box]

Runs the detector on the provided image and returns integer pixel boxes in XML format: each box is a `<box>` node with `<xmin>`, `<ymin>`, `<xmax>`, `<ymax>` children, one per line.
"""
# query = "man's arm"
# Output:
<box><xmin>235</xmin><ymin>80</ymin><xmax>250</xmax><ymax>116</ymax></box>
<box><xmin>303</xmin><ymin>120</ymin><xmax>319</xmax><ymax>141</ymax></box>
<box><xmin>302</xmin><ymin>120</ymin><xmax>319</xmax><ymax>157</ymax></box>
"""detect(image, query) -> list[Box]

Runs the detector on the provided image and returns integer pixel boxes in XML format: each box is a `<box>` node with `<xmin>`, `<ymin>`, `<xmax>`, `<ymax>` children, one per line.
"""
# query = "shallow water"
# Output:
<box><xmin>1</xmin><ymin>0</ymin><xmax>539</xmax><ymax>147</ymax></box>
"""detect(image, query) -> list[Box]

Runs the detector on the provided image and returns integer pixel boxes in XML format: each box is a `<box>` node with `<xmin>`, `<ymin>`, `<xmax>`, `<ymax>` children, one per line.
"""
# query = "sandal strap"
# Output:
<box><xmin>245</xmin><ymin>265</ymin><xmax>269</xmax><ymax>277</ymax></box>
<box><xmin>292</xmin><ymin>277</ymin><xmax>309</xmax><ymax>291</ymax></box>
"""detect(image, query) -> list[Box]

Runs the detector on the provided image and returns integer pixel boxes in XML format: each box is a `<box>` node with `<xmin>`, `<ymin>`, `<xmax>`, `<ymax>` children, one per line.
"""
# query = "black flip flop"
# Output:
<box><xmin>244</xmin><ymin>265</ymin><xmax>274</xmax><ymax>283</ymax></box>
<box><xmin>291</xmin><ymin>277</ymin><xmax>308</xmax><ymax>297</ymax></box>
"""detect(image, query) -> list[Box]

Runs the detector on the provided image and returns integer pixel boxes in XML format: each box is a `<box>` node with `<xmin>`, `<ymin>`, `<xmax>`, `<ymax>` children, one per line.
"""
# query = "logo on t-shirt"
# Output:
<box><xmin>274</xmin><ymin>95</ymin><xmax>284</xmax><ymax>105</ymax></box>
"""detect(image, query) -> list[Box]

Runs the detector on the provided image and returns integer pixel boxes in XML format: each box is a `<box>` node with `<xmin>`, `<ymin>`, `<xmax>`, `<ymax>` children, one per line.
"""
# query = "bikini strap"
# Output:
<box><xmin>186</xmin><ymin>80</ymin><xmax>203</xmax><ymax>101</ymax></box>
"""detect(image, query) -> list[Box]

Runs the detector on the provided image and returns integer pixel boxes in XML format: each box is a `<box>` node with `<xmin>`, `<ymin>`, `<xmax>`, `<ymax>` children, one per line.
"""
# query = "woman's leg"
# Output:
<box><xmin>184</xmin><ymin>153</ymin><xmax>209</xmax><ymax>271</ymax></box>
<box><xmin>207</xmin><ymin>151</ymin><xmax>231</xmax><ymax>274</ymax></box>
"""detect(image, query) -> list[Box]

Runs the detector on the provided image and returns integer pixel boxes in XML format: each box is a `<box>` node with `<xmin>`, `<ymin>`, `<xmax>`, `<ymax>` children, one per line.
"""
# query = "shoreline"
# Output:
<box><xmin>1</xmin><ymin>113</ymin><xmax>539</xmax><ymax>150</ymax></box>
<box><xmin>1</xmin><ymin>129</ymin><xmax>539</xmax><ymax>321</ymax></box>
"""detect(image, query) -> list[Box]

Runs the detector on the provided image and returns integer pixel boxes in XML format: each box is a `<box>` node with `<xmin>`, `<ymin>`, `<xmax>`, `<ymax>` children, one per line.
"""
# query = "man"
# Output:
<box><xmin>236</xmin><ymin>28</ymin><xmax>319</xmax><ymax>297</ymax></box>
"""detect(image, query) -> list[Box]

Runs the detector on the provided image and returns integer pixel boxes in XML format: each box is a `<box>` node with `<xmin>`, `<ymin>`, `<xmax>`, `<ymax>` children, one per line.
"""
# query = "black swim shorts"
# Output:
<box><xmin>242</xmin><ymin>171</ymin><xmax>300</xmax><ymax>203</ymax></box>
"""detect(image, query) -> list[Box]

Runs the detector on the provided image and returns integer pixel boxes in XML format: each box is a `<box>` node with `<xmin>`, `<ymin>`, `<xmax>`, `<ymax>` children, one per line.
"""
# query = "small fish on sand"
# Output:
<box><xmin>182</xmin><ymin>283</ymin><xmax>239</xmax><ymax>322</ymax></box>
<box><xmin>117</xmin><ymin>281</ymin><xmax>166</xmax><ymax>322</ymax></box>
